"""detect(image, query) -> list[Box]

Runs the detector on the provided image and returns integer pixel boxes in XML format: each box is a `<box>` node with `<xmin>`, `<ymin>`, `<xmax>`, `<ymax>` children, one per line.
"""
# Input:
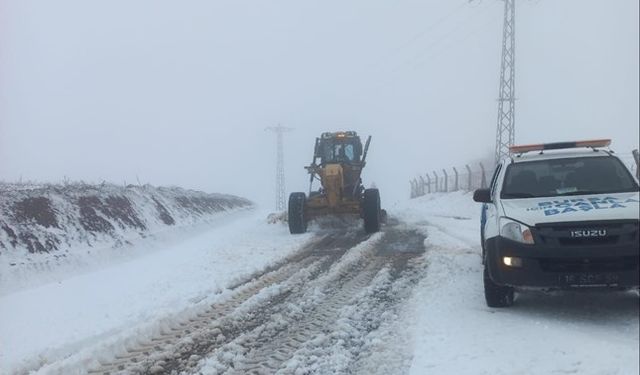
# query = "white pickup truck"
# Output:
<box><xmin>473</xmin><ymin>140</ymin><xmax>639</xmax><ymax>307</ymax></box>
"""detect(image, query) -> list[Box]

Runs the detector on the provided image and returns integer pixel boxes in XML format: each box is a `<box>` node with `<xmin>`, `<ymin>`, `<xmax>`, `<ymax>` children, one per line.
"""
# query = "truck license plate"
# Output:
<box><xmin>558</xmin><ymin>273</ymin><xmax>620</xmax><ymax>286</ymax></box>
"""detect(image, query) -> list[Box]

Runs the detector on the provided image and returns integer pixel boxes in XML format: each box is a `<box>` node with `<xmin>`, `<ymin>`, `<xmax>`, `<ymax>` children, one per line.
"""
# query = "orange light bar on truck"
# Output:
<box><xmin>509</xmin><ymin>139</ymin><xmax>611</xmax><ymax>154</ymax></box>
<box><xmin>575</xmin><ymin>139</ymin><xmax>611</xmax><ymax>148</ymax></box>
<box><xmin>509</xmin><ymin>143</ymin><xmax>545</xmax><ymax>153</ymax></box>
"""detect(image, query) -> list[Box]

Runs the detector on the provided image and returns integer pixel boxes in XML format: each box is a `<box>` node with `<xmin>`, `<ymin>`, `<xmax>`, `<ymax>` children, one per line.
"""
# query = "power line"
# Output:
<box><xmin>353</xmin><ymin>2</ymin><xmax>498</xmax><ymax>94</ymax></box>
<box><xmin>369</xmin><ymin>1</ymin><xmax>470</xmax><ymax>69</ymax></box>
<box><xmin>405</xmin><ymin>5</ymin><xmax>499</xmax><ymax>69</ymax></box>
<box><xmin>266</xmin><ymin>125</ymin><xmax>292</xmax><ymax>211</ymax></box>
<box><xmin>403</xmin><ymin>3</ymin><xmax>496</xmax><ymax>69</ymax></box>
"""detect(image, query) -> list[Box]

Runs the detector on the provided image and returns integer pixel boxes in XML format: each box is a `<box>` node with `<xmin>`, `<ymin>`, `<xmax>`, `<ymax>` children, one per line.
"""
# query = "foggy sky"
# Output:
<box><xmin>1</xmin><ymin>0</ymin><xmax>638</xmax><ymax>208</ymax></box>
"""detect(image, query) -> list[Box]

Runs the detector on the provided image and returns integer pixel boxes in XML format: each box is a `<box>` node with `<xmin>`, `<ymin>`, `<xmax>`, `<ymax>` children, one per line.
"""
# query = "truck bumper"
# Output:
<box><xmin>485</xmin><ymin>237</ymin><xmax>640</xmax><ymax>289</ymax></box>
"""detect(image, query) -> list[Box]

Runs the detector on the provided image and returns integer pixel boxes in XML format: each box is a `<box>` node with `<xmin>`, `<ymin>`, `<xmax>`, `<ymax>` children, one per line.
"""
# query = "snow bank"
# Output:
<box><xmin>0</xmin><ymin>182</ymin><xmax>252</xmax><ymax>294</ymax></box>
<box><xmin>393</xmin><ymin>191</ymin><xmax>639</xmax><ymax>375</ymax></box>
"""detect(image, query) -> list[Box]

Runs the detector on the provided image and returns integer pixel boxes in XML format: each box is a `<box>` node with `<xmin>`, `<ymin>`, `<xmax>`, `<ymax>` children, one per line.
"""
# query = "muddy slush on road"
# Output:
<box><xmin>89</xmin><ymin>220</ymin><xmax>427</xmax><ymax>375</ymax></box>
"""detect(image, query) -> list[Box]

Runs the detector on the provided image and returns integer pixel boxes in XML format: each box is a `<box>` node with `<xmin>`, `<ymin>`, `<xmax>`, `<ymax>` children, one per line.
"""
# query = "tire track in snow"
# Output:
<box><xmin>86</xmin><ymin>229</ymin><xmax>372</xmax><ymax>375</ymax></box>
<box><xmin>224</xmin><ymin>255</ymin><xmax>388</xmax><ymax>374</ymax></box>
<box><xmin>192</xmin><ymin>227</ymin><xmax>426</xmax><ymax>375</ymax></box>
<box><xmin>279</xmin><ymin>229</ymin><xmax>427</xmax><ymax>375</ymax></box>
<box><xmin>420</xmin><ymin>219</ymin><xmax>477</xmax><ymax>251</ymax></box>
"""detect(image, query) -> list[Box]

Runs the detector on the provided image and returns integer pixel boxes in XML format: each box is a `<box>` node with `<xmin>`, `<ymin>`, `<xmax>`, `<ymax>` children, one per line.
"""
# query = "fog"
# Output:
<box><xmin>1</xmin><ymin>0</ymin><xmax>638</xmax><ymax>208</ymax></box>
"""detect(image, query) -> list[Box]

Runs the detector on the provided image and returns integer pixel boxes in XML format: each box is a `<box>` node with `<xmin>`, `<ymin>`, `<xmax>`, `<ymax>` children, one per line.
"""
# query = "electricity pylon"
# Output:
<box><xmin>495</xmin><ymin>0</ymin><xmax>516</xmax><ymax>165</ymax></box>
<box><xmin>266</xmin><ymin>125</ymin><xmax>292</xmax><ymax>211</ymax></box>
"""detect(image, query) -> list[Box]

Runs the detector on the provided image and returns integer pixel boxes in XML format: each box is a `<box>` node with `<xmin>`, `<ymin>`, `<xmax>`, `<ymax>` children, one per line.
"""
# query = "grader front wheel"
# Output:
<box><xmin>288</xmin><ymin>192</ymin><xmax>307</xmax><ymax>234</ymax></box>
<box><xmin>363</xmin><ymin>188</ymin><xmax>381</xmax><ymax>233</ymax></box>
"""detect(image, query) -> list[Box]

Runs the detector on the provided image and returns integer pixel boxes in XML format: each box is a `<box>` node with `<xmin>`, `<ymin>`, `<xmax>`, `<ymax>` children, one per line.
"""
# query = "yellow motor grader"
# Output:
<box><xmin>288</xmin><ymin>131</ymin><xmax>384</xmax><ymax>234</ymax></box>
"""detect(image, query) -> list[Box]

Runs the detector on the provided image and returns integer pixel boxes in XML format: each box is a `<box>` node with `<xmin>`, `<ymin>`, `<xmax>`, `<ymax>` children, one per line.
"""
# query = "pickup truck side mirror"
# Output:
<box><xmin>473</xmin><ymin>188</ymin><xmax>492</xmax><ymax>203</ymax></box>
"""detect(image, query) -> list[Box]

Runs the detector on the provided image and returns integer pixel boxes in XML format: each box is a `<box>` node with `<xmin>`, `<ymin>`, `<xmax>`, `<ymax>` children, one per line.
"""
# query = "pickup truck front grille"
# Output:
<box><xmin>557</xmin><ymin>237</ymin><xmax>618</xmax><ymax>246</ymax></box>
<box><xmin>535</xmin><ymin>220</ymin><xmax>639</xmax><ymax>247</ymax></box>
<box><xmin>539</xmin><ymin>256</ymin><xmax>639</xmax><ymax>273</ymax></box>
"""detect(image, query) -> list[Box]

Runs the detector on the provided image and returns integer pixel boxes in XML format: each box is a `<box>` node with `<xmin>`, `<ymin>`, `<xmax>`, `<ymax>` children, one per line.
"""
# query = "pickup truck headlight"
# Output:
<box><xmin>500</xmin><ymin>218</ymin><xmax>534</xmax><ymax>244</ymax></box>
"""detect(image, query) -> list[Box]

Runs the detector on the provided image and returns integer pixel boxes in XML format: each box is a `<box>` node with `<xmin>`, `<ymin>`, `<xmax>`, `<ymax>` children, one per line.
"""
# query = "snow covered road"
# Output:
<box><xmin>81</xmin><ymin>223</ymin><xmax>426</xmax><ymax>375</ymax></box>
<box><xmin>2</xmin><ymin>192</ymin><xmax>638</xmax><ymax>375</ymax></box>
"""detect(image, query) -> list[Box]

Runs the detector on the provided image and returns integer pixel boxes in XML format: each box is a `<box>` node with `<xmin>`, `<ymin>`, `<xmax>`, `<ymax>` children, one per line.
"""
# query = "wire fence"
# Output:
<box><xmin>410</xmin><ymin>149</ymin><xmax>640</xmax><ymax>199</ymax></box>
<box><xmin>409</xmin><ymin>163</ymin><xmax>490</xmax><ymax>198</ymax></box>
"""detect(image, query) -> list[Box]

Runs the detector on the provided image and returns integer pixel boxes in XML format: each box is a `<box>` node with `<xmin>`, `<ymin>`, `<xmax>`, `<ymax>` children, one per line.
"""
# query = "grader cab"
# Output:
<box><xmin>288</xmin><ymin>131</ymin><xmax>383</xmax><ymax>234</ymax></box>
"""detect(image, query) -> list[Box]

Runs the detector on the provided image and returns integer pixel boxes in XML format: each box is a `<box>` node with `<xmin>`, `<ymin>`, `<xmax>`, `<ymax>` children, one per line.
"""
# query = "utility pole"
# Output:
<box><xmin>494</xmin><ymin>0</ymin><xmax>516</xmax><ymax>165</ymax></box>
<box><xmin>266</xmin><ymin>125</ymin><xmax>292</xmax><ymax>211</ymax></box>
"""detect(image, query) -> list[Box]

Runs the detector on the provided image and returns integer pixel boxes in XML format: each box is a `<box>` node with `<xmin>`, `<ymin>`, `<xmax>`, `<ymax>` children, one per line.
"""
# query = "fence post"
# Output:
<box><xmin>433</xmin><ymin>171</ymin><xmax>439</xmax><ymax>193</ymax></box>
<box><xmin>453</xmin><ymin>167</ymin><xmax>459</xmax><ymax>191</ymax></box>
<box><xmin>465</xmin><ymin>164</ymin><xmax>472</xmax><ymax>190</ymax></box>
<box><xmin>479</xmin><ymin>162</ymin><xmax>487</xmax><ymax>188</ymax></box>
<box><xmin>410</xmin><ymin>179</ymin><xmax>417</xmax><ymax>198</ymax></box>
<box><xmin>633</xmin><ymin>149</ymin><xmax>639</xmax><ymax>178</ymax></box>
<box><xmin>442</xmin><ymin>169</ymin><xmax>448</xmax><ymax>192</ymax></box>
<box><xmin>419</xmin><ymin>176</ymin><xmax>426</xmax><ymax>196</ymax></box>
<box><xmin>426</xmin><ymin>174</ymin><xmax>431</xmax><ymax>194</ymax></box>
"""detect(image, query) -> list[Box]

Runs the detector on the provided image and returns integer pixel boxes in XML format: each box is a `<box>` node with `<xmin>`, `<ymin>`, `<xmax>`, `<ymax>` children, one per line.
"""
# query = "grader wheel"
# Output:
<box><xmin>363</xmin><ymin>188</ymin><xmax>381</xmax><ymax>233</ymax></box>
<box><xmin>288</xmin><ymin>192</ymin><xmax>307</xmax><ymax>234</ymax></box>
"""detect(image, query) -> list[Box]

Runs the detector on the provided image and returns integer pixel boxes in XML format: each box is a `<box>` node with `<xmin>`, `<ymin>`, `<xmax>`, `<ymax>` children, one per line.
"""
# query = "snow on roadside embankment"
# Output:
<box><xmin>0</xmin><ymin>182</ymin><xmax>251</xmax><ymax>294</ymax></box>
<box><xmin>0</xmin><ymin>187</ymin><xmax>313</xmax><ymax>374</ymax></box>
<box><xmin>393</xmin><ymin>191</ymin><xmax>639</xmax><ymax>375</ymax></box>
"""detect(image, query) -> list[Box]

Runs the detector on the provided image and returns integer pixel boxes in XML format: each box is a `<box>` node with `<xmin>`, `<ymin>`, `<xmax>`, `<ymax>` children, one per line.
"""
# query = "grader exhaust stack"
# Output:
<box><xmin>288</xmin><ymin>131</ymin><xmax>384</xmax><ymax>234</ymax></box>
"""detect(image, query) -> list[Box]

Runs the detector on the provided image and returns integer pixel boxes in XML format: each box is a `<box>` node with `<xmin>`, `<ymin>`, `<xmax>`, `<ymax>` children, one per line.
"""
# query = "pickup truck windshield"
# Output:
<box><xmin>501</xmin><ymin>156</ymin><xmax>639</xmax><ymax>199</ymax></box>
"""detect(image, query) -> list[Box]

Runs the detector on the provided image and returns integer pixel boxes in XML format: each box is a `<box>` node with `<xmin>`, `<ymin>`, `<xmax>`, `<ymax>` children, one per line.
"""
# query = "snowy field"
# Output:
<box><xmin>0</xmin><ymin>209</ymin><xmax>312</xmax><ymax>374</ymax></box>
<box><xmin>1</xmin><ymin>192</ymin><xmax>638</xmax><ymax>374</ymax></box>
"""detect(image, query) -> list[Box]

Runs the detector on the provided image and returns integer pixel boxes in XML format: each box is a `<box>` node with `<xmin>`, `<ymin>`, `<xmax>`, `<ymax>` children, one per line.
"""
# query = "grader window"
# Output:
<box><xmin>344</xmin><ymin>144</ymin><xmax>355</xmax><ymax>161</ymax></box>
<box><xmin>320</xmin><ymin>141</ymin><xmax>360</xmax><ymax>164</ymax></box>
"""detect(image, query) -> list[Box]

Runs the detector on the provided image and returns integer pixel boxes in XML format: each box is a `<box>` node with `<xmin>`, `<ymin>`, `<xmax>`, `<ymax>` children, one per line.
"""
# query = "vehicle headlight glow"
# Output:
<box><xmin>503</xmin><ymin>256</ymin><xmax>523</xmax><ymax>267</ymax></box>
<box><xmin>500</xmin><ymin>218</ymin><xmax>534</xmax><ymax>244</ymax></box>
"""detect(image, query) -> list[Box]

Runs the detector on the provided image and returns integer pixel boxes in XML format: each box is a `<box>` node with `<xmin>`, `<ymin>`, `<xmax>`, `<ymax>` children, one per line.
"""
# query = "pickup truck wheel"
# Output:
<box><xmin>483</xmin><ymin>264</ymin><xmax>514</xmax><ymax>308</ymax></box>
